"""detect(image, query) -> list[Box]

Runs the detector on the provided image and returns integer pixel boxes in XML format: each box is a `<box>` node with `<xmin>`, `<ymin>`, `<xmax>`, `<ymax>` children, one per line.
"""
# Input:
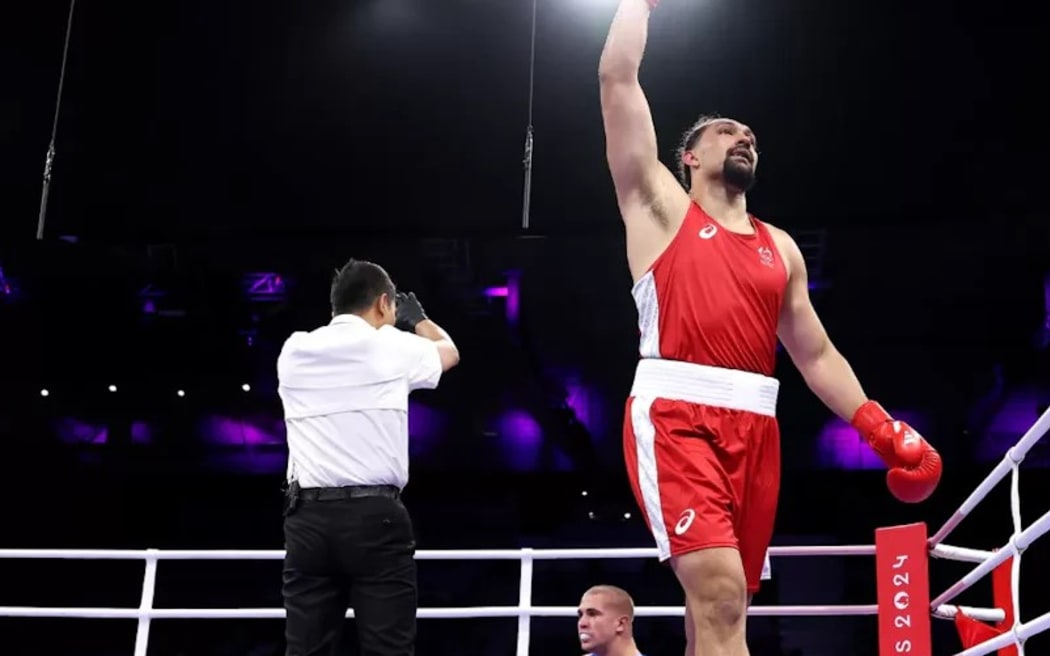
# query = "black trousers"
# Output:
<box><xmin>282</xmin><ymin>484</ymin><xmax>417</xmax><ymax>656</ymax></box>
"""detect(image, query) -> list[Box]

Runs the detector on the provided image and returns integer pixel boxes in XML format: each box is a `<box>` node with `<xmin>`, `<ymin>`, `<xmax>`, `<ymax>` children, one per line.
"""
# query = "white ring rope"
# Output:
<box><xmin>0</xmin><ymin>543</ymin><xmax>1009</xmax><ymax>653</ymax></box>
<box><xmin>928</xmin><ymin>406</ymin><xmax>1050</xmax><ymax>548</ymax></box>
<box><xmin>926</xmin><ymin>404</ymin><xmax>1050</xmax><ymax>656</ymax></box>
<box><xmin>929</xmin><ymin>508</ymin><xmax>1050</xmax><ymax>610</ymax></box>
<box><xmin>0</xmin><ymin>545</ymin><xmax>888</xmax><ymax>656</ymax></box>
<box><xmin>0</xmin><ymin>545</ymin><xmax>874</xmax><ymax>560</ymax></box>
<box><xmin>0</xmin><ymin>604</ymin><xmax>889</xmax><ymax>620</ymax></box>
<box><xmin>930</xmin><ymin>544</ymin><xmax>996</xmax><ymax>564</ymax></box>
<box><xmin>0</xmin><ymin>407</ymin><xmax>1047</xmax><ymax>656</ymax></box>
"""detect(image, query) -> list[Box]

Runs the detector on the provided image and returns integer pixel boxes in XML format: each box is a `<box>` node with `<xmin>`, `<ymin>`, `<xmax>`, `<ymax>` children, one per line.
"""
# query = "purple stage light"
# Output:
<box><xmin>243</xmin><ymin>272</ymin><xmax>287</xmax><ymax>302</ymax></box>
<box><xmin>500</xmin><ymin>409</ymin><xmax>542</xmax><ymax>443</ymax></box>
<box><xmin>498</xmin><ymin>409</ymin><xmax>544</xmax><ymax>471</ymax></box>
<box><xmin>200</xmin><ymin>414</ymin><xmax>285</xmax><ymax>446</ymax></box>
<box><xmin>977</xmin><ymin>389</ymin><xmax>1050</xmax><ymax>466</ymax></box>
<box><xmin>131</xmin><ymin>421</ymin><xmax>152</xmax><ymax>445</ymax></box>
<box><xmin>815</xmin><ymin>420</ymin><xmax>881</xmax><ymax>470</ymax></box>
<box><xmin>199</xmin><ymin>413</ymin><xmax>286</xmax><ymax>474</ymax></box>
<box><xmin>408</xmin><ymin>401</ymin><xmax>447</xmax><ymax>459</ymax></box>
<box><xmin>482</xmin><ymin>270</ymin><xmax>521</xmax><ymax>325</ymax></box>
<box><xmin>558</xmin><ymin>372</ymin><xmax>605</xmax><ymax>437</ymax></box>
<box><xmin>506</xmin><ymin>271</ymin><xmax>520</xmax><ymax>324</ymax></box>
<box><xmin>54</xmin><ymin>419</ymin><xmax>152</xmax><ymax>445</ymax></box>
<box><xmin>54</xmin><ymin>418</ymin><xmax>107</xmax><ymax>445</ymax></box>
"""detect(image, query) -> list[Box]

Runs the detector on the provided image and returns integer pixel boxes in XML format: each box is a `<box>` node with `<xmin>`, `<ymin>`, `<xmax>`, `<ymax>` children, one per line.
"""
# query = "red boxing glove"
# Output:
<box><xmin>851</xmin><ymin>400</ymin><xmax>942</xmax><ymax>503</ymax></box>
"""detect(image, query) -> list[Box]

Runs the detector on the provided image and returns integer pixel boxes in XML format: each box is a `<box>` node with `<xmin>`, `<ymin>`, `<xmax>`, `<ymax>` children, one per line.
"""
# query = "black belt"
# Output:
<box><xmin>298</xmin><ymin>484</ymin><xmax>400</xmax><ymax>502</ymax></box>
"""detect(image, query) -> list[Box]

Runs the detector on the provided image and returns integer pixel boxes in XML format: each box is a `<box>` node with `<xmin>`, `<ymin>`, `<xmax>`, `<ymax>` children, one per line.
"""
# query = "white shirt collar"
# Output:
<box><xmin>329</xmin><ymin>313</ymin><xmax>373</xmax><ymax>328</ymax></box>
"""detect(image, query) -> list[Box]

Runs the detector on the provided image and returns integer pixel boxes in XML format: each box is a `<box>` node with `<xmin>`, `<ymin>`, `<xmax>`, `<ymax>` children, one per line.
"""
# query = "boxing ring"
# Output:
<box><xmin>2</xmin><ymin>407</ymin><xmax>1049</xmax><ymax>655</ymax></box>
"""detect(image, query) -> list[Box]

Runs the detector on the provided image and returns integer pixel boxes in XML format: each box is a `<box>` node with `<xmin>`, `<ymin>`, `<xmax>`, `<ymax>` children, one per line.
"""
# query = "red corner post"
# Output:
<box><xmin>875</xmin><ymin>523</ymin><xmax>932</xmax><ymax>656</ymax></box>
<box><xmin>953</xmin><ymin>554</ymin><xmax>1017</xmax><ymax>656</ymax></box>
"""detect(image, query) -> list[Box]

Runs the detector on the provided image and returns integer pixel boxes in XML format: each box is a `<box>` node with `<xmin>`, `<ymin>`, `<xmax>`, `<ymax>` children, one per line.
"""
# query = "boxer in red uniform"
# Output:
<box><xmin>598</xmin><ymin>1</ymin><xmax>943</xmax><ymax>654</ymax></box>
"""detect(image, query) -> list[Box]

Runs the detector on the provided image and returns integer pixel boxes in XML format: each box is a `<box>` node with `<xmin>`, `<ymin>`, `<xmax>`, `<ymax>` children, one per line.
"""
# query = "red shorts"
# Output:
<box><xmin>623</xmin><ymin>360</ymin><xmax>781</xmax><ymax>594</ymax></box>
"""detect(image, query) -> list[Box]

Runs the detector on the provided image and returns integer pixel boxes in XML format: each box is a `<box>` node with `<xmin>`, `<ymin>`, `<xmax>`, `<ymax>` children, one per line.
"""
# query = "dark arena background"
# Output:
<box><xmin>2</xmin><ymin>0</ymin><xmax>1049</xmax><ymax>654</ymax></box>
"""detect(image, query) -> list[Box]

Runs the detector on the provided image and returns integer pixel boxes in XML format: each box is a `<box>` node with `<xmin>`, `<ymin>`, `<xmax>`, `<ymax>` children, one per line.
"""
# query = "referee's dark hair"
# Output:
<box><xmin>330</xmin><ymin>259</ymin><xmax>397</xmax><ymax>315</ymax></box>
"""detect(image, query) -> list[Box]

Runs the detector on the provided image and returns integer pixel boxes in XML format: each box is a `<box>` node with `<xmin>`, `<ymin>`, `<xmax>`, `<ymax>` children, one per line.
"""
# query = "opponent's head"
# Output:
<box><xmin>577</xmin><ymin>585</ymin><xmax>635</xmax><ymax>656</ymax></box>
<box><xmin>330</xmin><ymin>258</ymin><xmax>397</xmax><ymax>328</ymax></box>
<box><xmin>676</xmin><ymin>114</ymin><xmax>758</xmax><ymax>194</ymax></box>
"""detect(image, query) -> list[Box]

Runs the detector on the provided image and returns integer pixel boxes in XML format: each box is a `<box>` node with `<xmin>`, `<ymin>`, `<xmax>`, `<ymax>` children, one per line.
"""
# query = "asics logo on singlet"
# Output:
<box><xmin>674</xmin><ymin>509</ymin><xmax>696</xmax><ymax>535</ymax></box>
<box><xmin>698</xmin><ymin>224</ymin><xmax>718</xmax><ymax>239</ymax></box>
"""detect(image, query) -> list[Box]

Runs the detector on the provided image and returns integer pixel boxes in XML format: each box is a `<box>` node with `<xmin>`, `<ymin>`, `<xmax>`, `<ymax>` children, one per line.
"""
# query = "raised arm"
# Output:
<box><xmin>414</xmin><ymin>318</ymin><xmax>459</xmax><ymax>373</ymax></box>
<box><xmin>599</xmin><ymin>0</ymin><xmax>689</xmax><ymax>277</ymax></box>
<box><xmin>396</xmin><ymin>292</ymin><xmax>459</xmax><ymax>374</ymax></box>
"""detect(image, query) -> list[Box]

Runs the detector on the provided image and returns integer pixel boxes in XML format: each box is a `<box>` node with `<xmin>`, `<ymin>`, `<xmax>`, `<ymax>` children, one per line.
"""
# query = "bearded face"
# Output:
<box><xmin>722</xmin><ymin>141</ymin><xmax>756</xmax><ymax>192</ymax></box>
<box><xmin>681</xmin><ymin>118</ymin><xmax>759</xmax><ymax>192</ymax></box>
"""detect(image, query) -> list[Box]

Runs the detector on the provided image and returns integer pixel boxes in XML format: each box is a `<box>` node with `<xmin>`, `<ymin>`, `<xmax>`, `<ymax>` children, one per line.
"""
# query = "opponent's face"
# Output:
<box><xmin>687</xmin><ymin>119</ymin><xmax>758</xmax><ymax>192</ymax></box>
<box><xmin>577</xmin><ymin>592</ymin><xmax>627</xmax><ymax>655</ymax></box>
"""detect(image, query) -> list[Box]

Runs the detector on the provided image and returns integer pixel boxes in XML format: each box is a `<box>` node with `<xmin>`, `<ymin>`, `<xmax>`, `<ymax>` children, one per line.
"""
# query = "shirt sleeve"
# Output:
<box><xmin>378</xmin><ymin>326</ymin><xmax>443</xmax><ymax>391</ymax></box>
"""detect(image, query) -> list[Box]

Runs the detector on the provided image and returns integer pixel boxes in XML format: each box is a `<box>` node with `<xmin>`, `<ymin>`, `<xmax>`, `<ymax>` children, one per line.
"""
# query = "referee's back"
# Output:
<box><xmin>274</xmin><ymin>259</ymin><xmax>459</xmax><ymax>656</ymax></box>
<box><xmin>277</xmin><ymin>312</ymin><xmax>443</xmax><ymax>489</ymax></box>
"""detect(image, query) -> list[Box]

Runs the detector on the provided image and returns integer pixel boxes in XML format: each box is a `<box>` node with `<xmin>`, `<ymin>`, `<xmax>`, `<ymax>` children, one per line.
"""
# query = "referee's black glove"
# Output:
<box><xmin>395</xmin><ymin>291</ymin><xmax>427</xmax><ymax>331</ymax></box>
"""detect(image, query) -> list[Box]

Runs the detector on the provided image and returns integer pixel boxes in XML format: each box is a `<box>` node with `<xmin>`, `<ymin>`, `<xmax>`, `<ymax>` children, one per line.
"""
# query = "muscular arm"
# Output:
<box><xmin>775</xmin><ymin>230</ymin><xmax>943</xmax><ymax>502</ymax></box>
<box><xmin>775</xmin><ymin>233</ymin><xmax>868</xmax><ymax>422</ymax></box>
<box><xmin>598</xmin><ymin>0</ymin><xmax>687</xmax><ymax>229</ymax></box>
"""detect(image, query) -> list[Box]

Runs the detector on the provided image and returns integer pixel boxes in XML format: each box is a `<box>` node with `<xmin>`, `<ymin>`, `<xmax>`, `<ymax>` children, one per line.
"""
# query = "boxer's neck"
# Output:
<box><xmin>600</xmin><ymin>639</ymin><xmax>642</xmax><ymax>656</ymax></box>
<box><xmin>691</xmin><ymin>182</ymin><xmax>750</xmax><ymax>233</ymax></box>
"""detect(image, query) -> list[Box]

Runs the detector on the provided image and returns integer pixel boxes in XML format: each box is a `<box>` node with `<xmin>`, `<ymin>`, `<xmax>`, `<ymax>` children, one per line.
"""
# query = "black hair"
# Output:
<box><xmin>675</xmin><ymin>113</ymin><xmax>722</xmax><ymax>190</ymax></box>
<box><xmin>329</xmin><ymin>259</ymin><xmax>396</xmax><ymax>315</ymax></box>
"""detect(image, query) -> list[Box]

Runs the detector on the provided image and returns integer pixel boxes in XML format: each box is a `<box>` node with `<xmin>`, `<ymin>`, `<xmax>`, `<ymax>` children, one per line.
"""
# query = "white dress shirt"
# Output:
<box><xmin>277</xmin><ymin>313</ymin><xmax>443</xmax><ymax>490</ymax></box>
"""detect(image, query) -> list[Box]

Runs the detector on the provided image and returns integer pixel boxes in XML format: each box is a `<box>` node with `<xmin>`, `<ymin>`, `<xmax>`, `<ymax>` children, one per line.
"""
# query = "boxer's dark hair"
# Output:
<box><xmin>330</xmin><ymin>259</ymin><xmax>396</xmax><ymax>315</ymax></box>
<box><xmin>675</xmin><ymin>113</ymin><xmax>722</xmax><ymax>190</ymax></box>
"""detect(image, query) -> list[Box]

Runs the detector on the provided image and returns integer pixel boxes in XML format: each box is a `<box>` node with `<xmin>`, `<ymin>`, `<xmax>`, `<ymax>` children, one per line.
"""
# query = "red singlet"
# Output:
<box><xmin>630</xmin><ymin>202</ymin><xmax>787</xmax><ymax>374</ymax></box>
<box><xmin>623</xmin><ymin>201</ymin><xmax>788</xmax><ymax>594</ymax></box>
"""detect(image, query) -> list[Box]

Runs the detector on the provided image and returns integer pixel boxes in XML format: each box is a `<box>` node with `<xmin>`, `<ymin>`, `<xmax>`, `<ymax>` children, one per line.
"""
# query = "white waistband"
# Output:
<box><xmin>629</xmin><ymin>359</ymin><xmax>779</xmax><ymax>417</ymax></box>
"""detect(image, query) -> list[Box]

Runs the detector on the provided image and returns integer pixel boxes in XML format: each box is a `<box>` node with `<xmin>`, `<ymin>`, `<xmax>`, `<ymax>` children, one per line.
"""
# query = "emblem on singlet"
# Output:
<box><xmin>757</xmin><ymin>246</ymin><xmax>774</xmax><ymax>267</ymax></box>
<box><xmin>698</xmin><ymin>224</ymin><xmax>718</xmax><ymax>239</ymax></box>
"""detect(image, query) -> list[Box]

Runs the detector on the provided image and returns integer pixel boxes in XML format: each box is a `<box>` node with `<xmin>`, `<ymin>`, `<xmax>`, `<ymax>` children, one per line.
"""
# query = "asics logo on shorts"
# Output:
<box><xmin>674</xmin><ymin>509</ymin><xmax>696</xmax><ymax>535</ymax></box>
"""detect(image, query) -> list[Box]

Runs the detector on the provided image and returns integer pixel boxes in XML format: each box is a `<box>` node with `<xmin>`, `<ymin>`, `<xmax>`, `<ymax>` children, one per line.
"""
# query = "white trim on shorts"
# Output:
<box><xmin>628</xmin><ymin>358</ymin><xmax>780</xmax><ymax>577</ymax></box>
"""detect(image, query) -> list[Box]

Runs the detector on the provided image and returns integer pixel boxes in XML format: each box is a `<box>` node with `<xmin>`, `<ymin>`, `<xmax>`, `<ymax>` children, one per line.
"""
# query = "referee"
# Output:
<box><xmin>276</xmin><ymin>259</ymin><xmax>460</xmax><ymax>656</ymax></box>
